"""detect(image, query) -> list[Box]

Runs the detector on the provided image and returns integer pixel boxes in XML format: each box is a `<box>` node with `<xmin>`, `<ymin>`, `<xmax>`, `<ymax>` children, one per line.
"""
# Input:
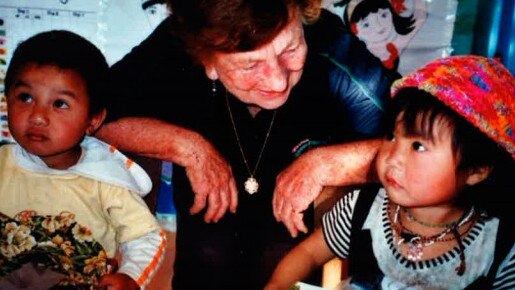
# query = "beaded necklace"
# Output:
<box><xmin>403</xmin><ymin>207</ymin><xmax>461</xmax><ymax>229</ymax></box>
<box><xmin>388</xmin><ymin>202</ymin><xmax>476</xmax><ymax>275</ymax></box>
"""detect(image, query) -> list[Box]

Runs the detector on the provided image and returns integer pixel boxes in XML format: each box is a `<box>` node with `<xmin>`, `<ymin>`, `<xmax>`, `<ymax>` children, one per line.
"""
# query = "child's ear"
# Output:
<box><xmin>465</xmin><ymin>165</ymin><xmax>492</xmax><ymax>186</ymax></box>
<box><xmin>85</xmin><ymin>108</ymin><xmax>107</xmax><ymax>136</ymax></box>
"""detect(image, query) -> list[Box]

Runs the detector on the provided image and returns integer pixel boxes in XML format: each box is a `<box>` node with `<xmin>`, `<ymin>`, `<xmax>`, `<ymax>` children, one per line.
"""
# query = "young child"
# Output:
<box><xmin>265</xmin><ymin>55</ymin><xmax>514</xmax><ymax>290</ymax></box>
<box><xmin>0</xmin><ymin>30</ymin><xmax>165</xmax><ymax>289</ymax></box>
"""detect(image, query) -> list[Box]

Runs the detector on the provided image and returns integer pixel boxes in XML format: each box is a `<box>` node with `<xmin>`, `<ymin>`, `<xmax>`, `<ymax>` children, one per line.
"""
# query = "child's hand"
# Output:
<box><xmin>98</xmin><ymin>273</ymin><xmax>140</xmax><ymax>290</ymax></box>
<box><xmin>106</xmin><ymin>257</ymin><xmax>119</xmax><ymax>273</ymax></box>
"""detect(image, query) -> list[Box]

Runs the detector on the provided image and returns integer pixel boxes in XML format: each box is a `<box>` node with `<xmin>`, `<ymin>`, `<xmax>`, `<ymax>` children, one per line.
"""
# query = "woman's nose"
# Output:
<box><xmin>263</xmin><ymin>59</ymin><xmax>288</xmax><ymax>92</ymax></box>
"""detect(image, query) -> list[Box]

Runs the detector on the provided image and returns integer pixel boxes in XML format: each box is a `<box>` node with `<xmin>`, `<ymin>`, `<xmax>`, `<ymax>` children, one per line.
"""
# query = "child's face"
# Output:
<box><xmin>355</xmin><ymin>8</ymin><xmax>394</xmax><ymax>43</ymax></box>
<box><xmin>376</xmin><ymin>114</ymin><xmax>470</xmax><ymax>208</ymax></box>
<box><xmin>7</xmin><ymin>64</ymin><xmax>102</xmax><ymax>169</ymax></box>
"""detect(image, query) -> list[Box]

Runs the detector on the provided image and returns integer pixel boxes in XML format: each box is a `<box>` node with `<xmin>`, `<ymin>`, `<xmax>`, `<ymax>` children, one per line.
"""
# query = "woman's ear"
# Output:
<box><xmin>86</xmin><ymin>108</ymin><xmax>107</xmax><ymax>136</ymax></box>
<box><xmin>201</xmin><ymin>56</ymin><xmax>219</xmax><ymax>80</ymax></box>
<box><xmin>465</xmin><ymin>165</ymin><xmax>493</xmax><ymax>186</ymax></box>
<box><xmin>204</xmin><ymin>64</ymin><xmax>219</xmax><ymax>80</ymax></box>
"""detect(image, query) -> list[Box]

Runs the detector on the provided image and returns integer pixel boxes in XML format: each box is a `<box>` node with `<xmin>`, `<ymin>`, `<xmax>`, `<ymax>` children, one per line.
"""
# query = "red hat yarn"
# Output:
<box><xmin>391</xmin><ymin>55</ymin><xmax>515</xmax><ymax>159</ymax></box>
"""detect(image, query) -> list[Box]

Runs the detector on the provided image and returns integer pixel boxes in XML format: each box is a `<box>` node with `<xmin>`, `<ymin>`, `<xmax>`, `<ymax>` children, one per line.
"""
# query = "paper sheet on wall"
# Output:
<box><xmin>0</xmin><ymin>0</ymin><xmax>168</xmax><ymax>143</ymax></box>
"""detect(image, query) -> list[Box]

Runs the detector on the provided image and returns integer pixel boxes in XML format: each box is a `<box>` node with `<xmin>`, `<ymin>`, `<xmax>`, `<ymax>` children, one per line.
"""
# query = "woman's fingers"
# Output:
<box><xmin>189</xmin><ymin>189</ymin><xmax>208</xmax><ymax>215</ymax></box>
<box><xmin>228</xmin><ymin>178</ymin><xmax>238</xmax><ymax>213</ymax></box>
<box><xmin>186</xmin><ymin>142</ymin><xmax>239</xmax><ymax>222</ymax></box>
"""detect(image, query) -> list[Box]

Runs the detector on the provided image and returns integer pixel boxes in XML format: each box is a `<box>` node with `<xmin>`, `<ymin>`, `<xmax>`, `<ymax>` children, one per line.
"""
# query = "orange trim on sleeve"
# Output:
<box><xmin>109</xmin><ymin>145</ymin><xmax>116</xmax><ymax>153</ymax></box>
<box><xmin>125</xmin><ymin>159</ymin><xmax>134</xmax><ymax>169</ymax></box>
<box><xmin>136</xmin><ymin>229</ymin><xmax>167</xmax><ymax>286</ymax></box>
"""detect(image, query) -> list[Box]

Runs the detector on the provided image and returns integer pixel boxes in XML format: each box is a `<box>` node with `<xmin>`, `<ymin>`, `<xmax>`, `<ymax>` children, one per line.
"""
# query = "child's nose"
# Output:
<box><xmin>385</xmin><ymin>143</ymin><xmax>405</xmax><ymax>167</ymax></box>
<box><xmin>29</xmin><ymin>107</ymin><xmax>49</xmax><ymax>126</ymax></box>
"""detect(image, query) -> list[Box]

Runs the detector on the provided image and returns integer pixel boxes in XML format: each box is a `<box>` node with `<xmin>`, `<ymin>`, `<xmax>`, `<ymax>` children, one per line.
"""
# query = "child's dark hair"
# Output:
<box><xmin>350</xmin><ymin>0</ymin><xmax>415</xmax><ymax>35</ymax></box>
<box><xmin>5</xmin><ymin>30</ymin><xmax>108</xmax><ymax>115</ymax></box>
<box><xmin>385</xmin><ymin>88</ymin><xmax>514</xmax><ymax>212</ymax></box>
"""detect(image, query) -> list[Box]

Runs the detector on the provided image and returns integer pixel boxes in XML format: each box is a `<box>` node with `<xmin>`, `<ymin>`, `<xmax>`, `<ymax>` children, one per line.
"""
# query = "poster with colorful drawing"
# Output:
<box><xmin>346</xmin><ymin>0</ymin><xmax>427</xmax><ymax>70</ymax></box>
<box><xmin>323</xmin><ymin>0</ymin><xmax>458</xmax><ymax>75</ymax></box>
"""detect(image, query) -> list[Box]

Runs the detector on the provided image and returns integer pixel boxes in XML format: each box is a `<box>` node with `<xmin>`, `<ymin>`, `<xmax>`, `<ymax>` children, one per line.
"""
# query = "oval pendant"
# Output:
<box><xmin>244</xmin><ymin>177</ymin><xmax>259</xmax><ymax>194</ymax></box>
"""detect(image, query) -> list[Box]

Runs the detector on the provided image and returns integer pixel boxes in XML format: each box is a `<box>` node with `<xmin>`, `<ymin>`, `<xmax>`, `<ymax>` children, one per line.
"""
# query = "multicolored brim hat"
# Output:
<box><xmin>391</xmin><ymin>55</ymin><xmax>515</xmax><ymax>159</ymax></box>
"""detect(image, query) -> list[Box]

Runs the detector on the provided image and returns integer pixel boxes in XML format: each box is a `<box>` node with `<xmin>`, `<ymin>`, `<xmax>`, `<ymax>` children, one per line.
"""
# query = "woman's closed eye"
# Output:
<box><xmin>282</xmin><ymin>45</ymin><xmax>299</xmax><ymax>57</ymax></box>
<box><xmin>242</xmin><ymin>61</ymin><xmax>259</xmax><ymax>71</ymax></box>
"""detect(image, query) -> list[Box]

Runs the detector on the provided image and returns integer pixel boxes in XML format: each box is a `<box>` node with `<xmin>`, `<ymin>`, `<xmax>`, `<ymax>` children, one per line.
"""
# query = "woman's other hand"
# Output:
<box><xmin>273</xmin><ymin>140</ymin><xmax>380</xmax><ymax>237</ymax></box>
<box><xmin>273</xmin><ymin>148</ymin><xmax>326</xmax><ymax>237</ymax></box>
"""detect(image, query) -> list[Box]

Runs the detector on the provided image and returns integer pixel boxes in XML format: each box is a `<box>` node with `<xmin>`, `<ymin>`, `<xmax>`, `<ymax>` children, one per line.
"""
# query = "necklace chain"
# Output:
<box><xmin>225</xmin><ymin>91</ymin><xmax>277</xmax><ymax>194</ymax></box>
<box><xmin>403</xmin><ymin>207</ymin><xmax>461</xmax><ymax>229</ymax></box>
<box><xmin>388</xmin><ymin>201</ymin><xmax>476</xmax><ymax>263</ymax></box>
<box><xmin>391</xmin><ymin>203</ymin><xmax>475</xmax><ymax>243</ymax></box>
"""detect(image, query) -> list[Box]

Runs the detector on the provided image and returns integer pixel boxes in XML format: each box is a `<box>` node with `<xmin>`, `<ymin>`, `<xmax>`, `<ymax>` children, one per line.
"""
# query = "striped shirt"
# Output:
<box><xmin>322</xmin><ymin>188</ymin><xmax>515</xmax><ymax>290</ymax></box>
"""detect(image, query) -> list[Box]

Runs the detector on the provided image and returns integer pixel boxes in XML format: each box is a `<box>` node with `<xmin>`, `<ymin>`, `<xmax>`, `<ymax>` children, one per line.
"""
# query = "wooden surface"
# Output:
<box><xmin>124</xmin><ymin>155</ymin><xmax>175</xmax><ymax>290</ymax></box>
<box><xmin>146</xmin><ymin>231</ymin><xmax>175</xmax><ymax>290</ymax></box>
<box><xmin>314</xmin><ymin>186</ymin><xmax>352</xmax><ymax>288</ymax></box>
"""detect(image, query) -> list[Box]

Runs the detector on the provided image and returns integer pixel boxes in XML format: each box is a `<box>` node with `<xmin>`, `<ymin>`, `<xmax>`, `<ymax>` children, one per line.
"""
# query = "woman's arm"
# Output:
<box><xmin>96</xmin><ymin>117</ymin><xmax>238</xmax><ymax>222</ymax></box>
<box><xmin>273</xmin><ymin>139</ymin><xmax>381</xmax><ymax>237</ymax></box>
<box><xmin>264</xmin><ymin>228</ymin><xmax>335</xmax><ymax>290</ymax></box>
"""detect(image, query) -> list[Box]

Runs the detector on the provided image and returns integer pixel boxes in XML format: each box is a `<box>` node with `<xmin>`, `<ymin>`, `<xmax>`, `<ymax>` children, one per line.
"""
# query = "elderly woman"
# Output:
<box><xmin>97</xmin><ymin>0</ymin><xmax>380</xmax><ymax>289</ymax></box>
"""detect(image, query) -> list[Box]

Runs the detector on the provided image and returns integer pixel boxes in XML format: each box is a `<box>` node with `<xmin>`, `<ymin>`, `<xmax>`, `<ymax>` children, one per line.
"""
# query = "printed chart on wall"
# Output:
<box><xmin>0</xmin><ymin>0</ymin><xmax>103</xmax><ymax>143</ymax></box>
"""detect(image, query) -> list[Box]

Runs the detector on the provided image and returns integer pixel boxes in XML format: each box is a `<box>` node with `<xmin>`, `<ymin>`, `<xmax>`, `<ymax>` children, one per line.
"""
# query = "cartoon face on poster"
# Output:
<box><xmin>345</xmin><ymin>0</ymin><xmax>427</xmax><ymax>70</ymax></box>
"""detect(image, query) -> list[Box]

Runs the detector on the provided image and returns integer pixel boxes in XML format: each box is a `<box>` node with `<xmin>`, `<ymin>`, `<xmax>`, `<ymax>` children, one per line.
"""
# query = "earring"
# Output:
<box><xmin>212</xmin><ymin>80</ymin><xmax>217</xmax><ymax>97</ymax></box>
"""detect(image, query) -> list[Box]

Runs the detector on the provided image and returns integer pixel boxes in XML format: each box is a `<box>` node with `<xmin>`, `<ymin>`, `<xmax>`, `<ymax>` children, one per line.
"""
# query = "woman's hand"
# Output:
<box><xmin>98</xmin><ymin>273</ymin><xmax>139</xmax><ymax>290</ymax></box>
<box><xmin>273</xmin><ymin>148</ymin><xmax>326</xmax><ymax>237</ymax></box>
<box><xmin>185</xmin><ymin>135</ymin><xmax>238</xmax><ymax>223</ymax></box>
<box><xmin>97</xmin><ymin>117</ymin><xmax>238</xmax><ymax>223</ymax></box>
<box><xmin>273</xmin><ymin>140</ymin><xmax>380</xmax><ymax>237</ymax></box>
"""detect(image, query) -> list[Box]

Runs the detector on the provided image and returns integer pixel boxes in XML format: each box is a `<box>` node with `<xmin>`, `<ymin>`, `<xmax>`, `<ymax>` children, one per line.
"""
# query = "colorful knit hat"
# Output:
<box><xmin>391</xmin><ymin>55</ymin><xmax>515</xmax><ymax>159</ymax></box>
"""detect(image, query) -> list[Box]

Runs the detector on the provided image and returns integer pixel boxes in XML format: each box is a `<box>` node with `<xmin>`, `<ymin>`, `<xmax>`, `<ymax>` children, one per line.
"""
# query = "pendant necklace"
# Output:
<box><xmin>225</xmin><ymin>91</ymin><xmax>277</xmax><ymax>194</ymax></box>
<box><xmin>388</xmin><ymin>202</ymin><xmax>475</xmax><ymax>262</ymax></box>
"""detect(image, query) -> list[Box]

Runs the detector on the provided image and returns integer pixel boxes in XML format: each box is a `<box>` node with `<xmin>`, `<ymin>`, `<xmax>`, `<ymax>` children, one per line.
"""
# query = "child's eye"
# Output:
<box><xmin>54</xmin><ymin>99</ymin><xmax>70</xmax><ymax>109</ymax></box>
<box><xmin>412</xmin><ymin>141</ymin><xmax>427</xmax><ymax>152</ymax></box>
<box><xmin>385</xmin><ymin>132</ymin><xmax>395</xmax><ymax>142</ymax></box>
<box><xmin>17</xmin><ymin>93</ymin><xmax>33</xmax><ymax>103</ymax></box>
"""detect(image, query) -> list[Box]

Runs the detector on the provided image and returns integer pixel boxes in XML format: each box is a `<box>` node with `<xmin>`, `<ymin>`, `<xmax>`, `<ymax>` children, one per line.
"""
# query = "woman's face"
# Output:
<box><xmin>203</xmin><ymin>10</ymin><xmax>307</xmax><ymax>110</ymax></box>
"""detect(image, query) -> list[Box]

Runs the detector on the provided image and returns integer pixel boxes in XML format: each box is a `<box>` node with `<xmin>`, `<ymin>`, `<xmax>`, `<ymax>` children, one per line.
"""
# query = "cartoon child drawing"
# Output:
<box><xmin>346</xmin><ymin>0</ymin><xmax>427</xmax><ymax>70</ymax></box>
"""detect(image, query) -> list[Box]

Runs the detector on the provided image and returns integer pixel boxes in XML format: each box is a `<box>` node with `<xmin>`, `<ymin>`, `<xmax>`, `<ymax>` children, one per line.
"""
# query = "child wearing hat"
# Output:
<box><xmin>265</xmin><ymin>55</ymin><xmax>514</xmax><ymax>290</ymax></box>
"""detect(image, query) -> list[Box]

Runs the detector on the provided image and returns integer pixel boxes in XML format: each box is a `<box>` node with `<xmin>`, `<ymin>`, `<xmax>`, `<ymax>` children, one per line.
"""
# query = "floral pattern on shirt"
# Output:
<box><xmin>0</xmin><ymin>210</ymin><xmax>110</xmax><ymax>289</ymax></box>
